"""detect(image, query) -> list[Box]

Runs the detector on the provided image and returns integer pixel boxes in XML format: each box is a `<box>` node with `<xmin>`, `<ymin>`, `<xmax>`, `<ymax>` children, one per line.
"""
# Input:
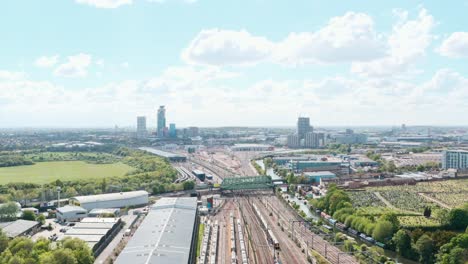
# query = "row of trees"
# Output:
<box><xmin>0</xmin><ymin>231</ymin><xmax>94</xmax><ymax>264</ymax></box>
<box><xmin>0</xmin><ymin>148</ymin><xmax>194</xmax><ymax>205</ymax></box>
<box><xmin>0</xmin><ymin>155</ymin><xmax>34</xmax><ymax>168</ymax></box>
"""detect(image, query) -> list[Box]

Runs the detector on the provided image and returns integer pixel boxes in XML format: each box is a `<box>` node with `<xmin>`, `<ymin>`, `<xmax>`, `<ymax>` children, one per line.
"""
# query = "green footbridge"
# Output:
<box><xmin>220</xmin><ymin>175</ymin><xmax>273</xmax><ymax>191</ymax></box>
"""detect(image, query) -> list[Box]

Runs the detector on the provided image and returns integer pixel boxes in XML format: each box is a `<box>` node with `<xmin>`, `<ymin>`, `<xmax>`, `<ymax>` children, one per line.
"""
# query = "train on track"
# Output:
<box><xmin>192</xmin><ymin>169</ymin><xmax>206</xmax><ymax>181</ymax></box>
<box><xmin>319</xmin><ymin>211</ymin><xmax>385</xmax><ymax>248</ymax></box>
<box><xmin>252</xmin><ymin>203</ymin><xmax>280</xmax><ymax>250</ymax></box>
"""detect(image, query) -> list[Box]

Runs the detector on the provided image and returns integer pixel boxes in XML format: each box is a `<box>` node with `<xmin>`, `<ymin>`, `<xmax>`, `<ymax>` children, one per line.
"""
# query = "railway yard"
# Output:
<box><xmin>171</xmin><ymin>148</ymin><xmax>358</xmax><ymax>264</ymax></box>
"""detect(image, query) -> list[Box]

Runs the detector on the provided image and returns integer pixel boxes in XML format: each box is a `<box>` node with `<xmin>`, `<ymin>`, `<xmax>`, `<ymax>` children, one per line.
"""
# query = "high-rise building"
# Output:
<box><xmin>157</xmin><ymin>106</ymin><xmax>166</xmax><ymax>137</ymax></box>
<box><xmin>136</xmin><ymin>116</ymin><xmax>147</xmax><ymax>138</ymax></box>
<box><xmin>169</xmin><ymin>123</ymin><xmax>176</xmax><ymax>138</ymax></box>
<box><xmin>297</xmin><ymin>117</ymin><xmax>312</xmax><ymax>139</ymax></box>
<box><xmin>442</xmin><ymin>150</ymin><xmax>468</xmax><ymax>170</ymax></box>
<box><xmin>287</xmin><ymin>134</ymin><xmax>300</xmax><ymax>148</ymax></box>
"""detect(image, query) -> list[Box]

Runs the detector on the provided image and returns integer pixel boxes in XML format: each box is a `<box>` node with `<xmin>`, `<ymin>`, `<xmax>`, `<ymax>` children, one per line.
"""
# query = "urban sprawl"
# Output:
<box><xmin>0</xmin><ymin>106</ymin><xmax>467</xmax><ymax>264</ymax></box>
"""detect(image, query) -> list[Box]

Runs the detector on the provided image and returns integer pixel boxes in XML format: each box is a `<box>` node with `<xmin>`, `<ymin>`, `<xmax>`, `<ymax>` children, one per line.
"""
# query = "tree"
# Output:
<box><xmin>0</xmin><ymin>202</ymin><xmax>20</xmax><ymax>221</ymax></box>
<box><xmin>182</xmin><ymin>181</ymin><xmax>195</xmax><ymax>191</ymax></box>
<box><xmin>373</xmin><ymin>220</ymin><xmax>394</xmax><ymax>242</ymax></box>
<box><xmin>424</xmin><ymin>207</ymin><xmax>432</xmax><ymax>218</ymax></box>
<box><xmin>393</xmin><ymin>230</ymin><xmax>412</xmax><ymax>258</ymax></box>
<box><xmin>22</xmin><ymin>210</ymin><xmax>36</xmax><ymax>221</ymax></box>
<box><xmin>415</xmin><ymin>234</ymin><xmax>434</xmax><ymax>264</ymax></box>
<box><xmin>447</xmin><ymin>208</ymin><xmax>468</xmax><ymax>230</ymax></box>
<box><xmin>37</xmin><ymin>214</ymin><xmax>46</xmax><ymax>225</ymax></box>
<box><xmin>0</xmin><ymin>229</ymin><xmax>9</xmax><ymax>253</ymax></box>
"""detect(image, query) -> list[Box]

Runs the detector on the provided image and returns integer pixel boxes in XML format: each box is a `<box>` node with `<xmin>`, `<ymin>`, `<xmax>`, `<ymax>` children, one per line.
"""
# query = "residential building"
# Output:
<box><xmin>442</xmin><ymin>150</ymin><xmax>468</xmax><ymax>169</ymax></box>
<box><xmin>304</xmin><ymin>132</ymin><xmax>325</xmax><ymax>148</ymax></box>
<box><xmin>287</xmin><ymin>134</ymin><xmax>300</xmax><ymax>148</ymax></box>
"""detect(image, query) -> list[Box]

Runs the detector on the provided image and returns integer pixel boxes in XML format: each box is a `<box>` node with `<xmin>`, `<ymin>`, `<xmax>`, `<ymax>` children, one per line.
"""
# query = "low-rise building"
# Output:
<box><xmin>302</xmin><ymin>171</ymin><xmax>337</xmax><ymax>184</ymax></box>
<box><xmin>70</xmin><ymin>191</ymin><xmax>149</xmax><ymax>211</ymax></box>
<box><xmin>0</xmin><ymin>219</ymin><xmax>40</xmax><ymax>238</ymax></box>
<box><xmin>115</xmin><ymin>197</ymin><xmax>198</xmax><ymax>264</ymax></box>
<box><xmin>56</xmin><ymin>205</ymin><xmax>88</xmax><ymax>222</ymax></box>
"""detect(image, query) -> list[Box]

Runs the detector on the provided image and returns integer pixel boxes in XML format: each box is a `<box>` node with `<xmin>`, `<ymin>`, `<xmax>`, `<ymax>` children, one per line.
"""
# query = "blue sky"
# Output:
<box><xmin>1</xmin><ymin>0</ymin><xmax>468</xmax><ymax>127</ymax></box>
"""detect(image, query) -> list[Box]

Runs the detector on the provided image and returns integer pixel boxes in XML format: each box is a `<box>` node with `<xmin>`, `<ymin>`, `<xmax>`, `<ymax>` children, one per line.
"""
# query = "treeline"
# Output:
<box><xmin>0</xmin><ymin>155</ymin><xmax>34</xmax><ymax>167</ymax></box>
<box><xmin>311</xmin><ymin>184</ymin><xmax>468</xmax><ymax>263</ymax></box>
<box><xmin>0</xmin><ymin>147</ymin><xmax>194</xmax><ymax>204</ymax></box>
<box><xmin>0</xmin><ymin>231</ymin><xmax>94</xmax><ymax>264</ymax></box>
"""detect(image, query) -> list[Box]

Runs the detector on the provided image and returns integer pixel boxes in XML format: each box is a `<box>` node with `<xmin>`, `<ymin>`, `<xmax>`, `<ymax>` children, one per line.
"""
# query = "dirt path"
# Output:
<box><xmin>418</xmin><ymin>193</ymin><xmax>452</xmax><ymax>209</ymax></box>
<box><xmin>373</xmin><ymin>192</ymin><xmax>396</xmax><ymax>209</ymax></box>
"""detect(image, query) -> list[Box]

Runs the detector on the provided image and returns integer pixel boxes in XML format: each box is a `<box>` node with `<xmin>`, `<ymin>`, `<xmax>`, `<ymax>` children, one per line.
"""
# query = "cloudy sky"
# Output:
<box><xmin>1</xmin><ymin>0</ymin><xmax>468</xmax><ymax>128</ymax></box>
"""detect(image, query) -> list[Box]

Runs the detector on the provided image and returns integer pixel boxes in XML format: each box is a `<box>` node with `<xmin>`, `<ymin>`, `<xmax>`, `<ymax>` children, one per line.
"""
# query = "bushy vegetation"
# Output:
<box><xmin>313</xmin><ymin>184</ymin><xmax>468</xmax><ymax>263</ymax></box>
<box><xmin>0</xmin><ymin>155</ymin><xmax>34</xmax><ymax>167</ymax></box>
<box><xmin>0</xmin><ymin>232</ymin><xmax>94</xmax><ymax>264</ymax></box>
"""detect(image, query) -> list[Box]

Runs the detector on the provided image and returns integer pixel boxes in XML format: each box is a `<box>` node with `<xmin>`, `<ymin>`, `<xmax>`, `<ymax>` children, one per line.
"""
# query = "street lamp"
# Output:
<box><xmin>56</xmin><ymin>186</ymin><xmax>61</xmax><ymax>208</ymax></box>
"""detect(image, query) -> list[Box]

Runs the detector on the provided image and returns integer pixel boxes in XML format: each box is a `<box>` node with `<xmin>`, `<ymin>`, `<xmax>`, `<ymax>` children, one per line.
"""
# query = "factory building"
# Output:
<box><xmin>139</xmin><ymin>147</ymin><xmax>187</xmax><ymax>162</ymax></box>
<box><xmin>69</xmin><ymin>191</ymin><xmax>149</xmax><ymax>211</ymax></box>
<box><xmin>115</xmin><ymin>197</ymin><xmax>199</xmax><ymax>264</ymax></box>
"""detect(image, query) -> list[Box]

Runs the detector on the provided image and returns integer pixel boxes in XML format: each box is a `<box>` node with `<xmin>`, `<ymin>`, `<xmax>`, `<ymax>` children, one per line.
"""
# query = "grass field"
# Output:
<box><xmin>0</xmin><ymin>161</ymin><xmax>134</xmax><ymax>184</ymax></box>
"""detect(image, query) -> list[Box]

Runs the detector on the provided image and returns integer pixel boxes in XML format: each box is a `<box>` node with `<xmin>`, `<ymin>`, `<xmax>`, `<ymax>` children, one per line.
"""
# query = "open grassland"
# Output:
<box><xmin>0</xmin><ymin>161</ymin><xmax>134</xmax><ymax>184</ymax></box>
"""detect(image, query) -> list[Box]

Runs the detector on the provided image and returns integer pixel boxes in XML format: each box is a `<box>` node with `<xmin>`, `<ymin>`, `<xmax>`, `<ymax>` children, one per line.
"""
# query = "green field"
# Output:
<box><xmin>0</xmin><ymin>161</ymin><xmax>134</xmax><ymax>184</ymax></box>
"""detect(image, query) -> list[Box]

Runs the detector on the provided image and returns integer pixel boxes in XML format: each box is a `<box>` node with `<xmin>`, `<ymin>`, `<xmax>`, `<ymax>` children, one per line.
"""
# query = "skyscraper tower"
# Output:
<box><xmin>297</xmin><ymin>117</ymin><xmax>311</xmax><ymax>139</ymax></box>
<box><xmin>157</xmin><ymin>106</ymin><xmax>166</xmax><ymax>137</ymax></box>
<box><xmin>136</xmin><ymin>116</ymin><xmax>147</xmax><ymax>138</ymax></box>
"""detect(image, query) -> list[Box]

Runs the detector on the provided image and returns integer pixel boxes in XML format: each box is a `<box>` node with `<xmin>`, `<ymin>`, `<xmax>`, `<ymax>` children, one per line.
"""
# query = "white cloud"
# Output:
<box><xmin>35</xmin><ymin>55</ymin><xmax>59</xmax><ymax>68</ymax></box>
<box><xmin>351</xmin><ymin>8</ymin><xmax>435</xmax><ymax>78</ymax></box>
<box><xmin>0</xmin><ymin>70</ymin><xmax>26</xmax><ymax>80</ymax></box>
<box><xmin>1</xmin><ymin>65</ymin><xmax>468</xmax><ymax>126</ymax></box>
<box><xmin>121</xmin><ymin>62</ymin><xmax>130</xmax><ymax>68</ymax></box>
<box><xmin>54</xmin><ymin>53</ymin><xmax>92</xmax><ymax>78</ymax></box>
<box><xmin>183</xmin><ymin>12</ymin><xmax>385</xmax><ymax>66</ymax></box>
<box><xmin>182</xmin><ymin>29</ymin><xmax>274</xmax><ymax>66</ymax></box>
<box><xmin>275</xmin><ymin>12</ymin><xmax>385</xmax><ymax>65</ymax></box>
<box><xmin>75</xmin><ymin>0</ymin><xmax>132</xmax><ymax>8</ymax></box>
<box><xmin>438</xmin><ymin>32</ymin><xmax>468</xmax><ymax>58</ymax></box>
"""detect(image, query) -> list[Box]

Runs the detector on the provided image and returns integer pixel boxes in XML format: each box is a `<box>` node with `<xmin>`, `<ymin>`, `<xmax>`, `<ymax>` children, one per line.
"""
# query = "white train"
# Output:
<box><xmin>252</xmin><ymin>203</ymin><xmax>280</xmax><ymax>250</ymax></box>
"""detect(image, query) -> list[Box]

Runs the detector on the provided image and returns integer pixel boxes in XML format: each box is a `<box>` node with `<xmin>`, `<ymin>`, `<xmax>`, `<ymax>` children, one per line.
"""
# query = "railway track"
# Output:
<box><xmin>265</xmin><ymin>195</ymin><xmax>358</xmax><ymax>264</ymax></box>
<box><xmin>238</xmin><ymin>198</ymin><xmax>273</xmax><ymax>264</ymax></box>
<box><xmin>253</xmin><ymin>197</ymin><xmax>308</xmax><ymax>264</ymax></box>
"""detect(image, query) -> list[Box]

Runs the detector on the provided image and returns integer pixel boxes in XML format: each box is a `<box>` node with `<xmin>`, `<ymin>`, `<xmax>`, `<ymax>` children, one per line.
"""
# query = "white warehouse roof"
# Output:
<box><xmin>71</xmin><ymin>190</ymin><xmax>148</xmax><ymax>204</ymax></box>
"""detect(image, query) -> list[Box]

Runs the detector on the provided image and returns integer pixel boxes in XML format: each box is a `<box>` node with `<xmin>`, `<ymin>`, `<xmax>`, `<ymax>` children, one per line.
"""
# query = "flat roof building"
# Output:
<box><xmin>56</xmin><ymin>205</ymin><xmax>88</xmax><ymax>222</ymax></box>
<box><xmin>230</xmin><ymin>144</ymin><xmax>274</xmax><ymax>152</ymax></box>
<box><xmin>0</xmin><ymin>219</ymin><xmax>40</xmax><ymax>238</ymax></box>
<box><xmin>442</xmin><ymin>150</ymin><xmax>468</xmax><ymax>170</ymax></box>
<box><xmin>70</xmin><ymin>191</ymin><xmax>149</xmax><ymax>211</ymax></box>
<box><xmin>139</xmin><ymin>147</ymin><xmax>187</xmax><ymax>162</ymax></box>
<box><xmin>115</xmin><ymin>197</ymin><xmax>198</xmax><ymax>264</ymax></box>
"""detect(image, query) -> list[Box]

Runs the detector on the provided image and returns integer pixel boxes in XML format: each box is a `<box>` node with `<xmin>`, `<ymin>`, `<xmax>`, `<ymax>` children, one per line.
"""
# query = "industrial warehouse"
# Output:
<box><xmin>139</xmin><ymin>147</ymin><xmax>187</xmax><ymax>162</ymax></box>
<box><xmin>69</xmin><ymin>190</ymin><xmax>149</xmax><ymax>211</ymax></box>
<box><xmin>115</xmin><ymin>197</ymin><xmax>198</xmax><ymax>264</ymax></box>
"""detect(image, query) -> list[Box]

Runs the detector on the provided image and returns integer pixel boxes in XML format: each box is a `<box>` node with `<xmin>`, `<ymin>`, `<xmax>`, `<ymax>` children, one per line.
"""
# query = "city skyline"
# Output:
<box><xmin>2</xmin><ymin>1</ymin><xmax>468</xmax><ymax>127</ymax></box>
